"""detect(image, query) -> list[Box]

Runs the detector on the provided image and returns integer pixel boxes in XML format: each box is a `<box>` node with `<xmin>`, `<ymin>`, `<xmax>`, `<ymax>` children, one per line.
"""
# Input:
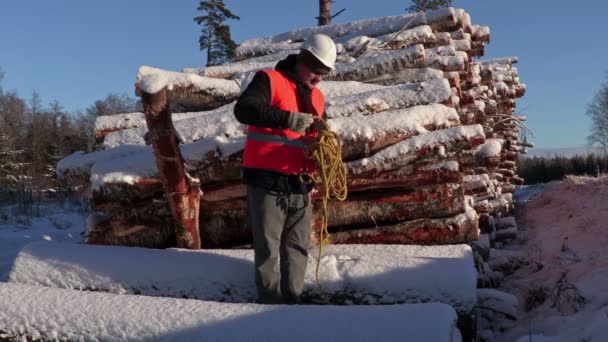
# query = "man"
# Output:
<box><xmin>234</xmin><ymin>33</ymin><xmax>337</xmax><ymax>304</ymax></box>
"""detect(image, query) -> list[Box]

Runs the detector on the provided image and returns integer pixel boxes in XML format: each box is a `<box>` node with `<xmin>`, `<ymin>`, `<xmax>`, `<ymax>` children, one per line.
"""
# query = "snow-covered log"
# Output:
<box><xmin>331</xmin><ymin>103</ymin><xmax>460</xmax><ymax>159</ymax></box>
<box><xmin>0</xmin><ymin>282</ymin><xmax>462</xmax><ymax>342</ymax></box>
<box><xmin>235</xmin><ymin>7</ymin><xmax>466</xmax><ymax>59</ymax></box>
<box><xmin>365</xmin><ymin>67</ymin><xmax>444</xmax><ymax>85</ymax></box>
<box><xmin>9</xmin><ymin>242</ymin><xmax>477</xmax><ymax>313</ymax></box>
<box><xmin>135</xmin><ymin>66</ymin><xmax>241</xmax><ymax>111</ymax></box>
<box><xmin>94</xmin><ymin>112</ymin><xmax>145</xmax><ymax>139</ymax></box>
<box><xmin>102</xmin><ymin>104</ymin><xmax>243</xmax><ymax>149</ymax></box>
<box><xmin>326</xmin><ymin>78</ymin><xmax>453</xmax><ymax>118</ymax></box>
<box><xmin>57</xmin><ymin>145</ymin><xmax>150</xmax><ymax>186</ymax></box>
<box><xmin>326</xmin><ymin>45</ymin><xmax>425</xmax><ymax>82</ymax></box>
<box><xmin>347</xmin><ymin>124</ymin><xmax>485</xmax><ymax>175</ymax></box>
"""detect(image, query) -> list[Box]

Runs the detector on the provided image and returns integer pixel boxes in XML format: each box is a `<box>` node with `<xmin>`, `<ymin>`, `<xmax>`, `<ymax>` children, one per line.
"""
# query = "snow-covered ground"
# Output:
<box><xmin>482</xmin><ymin>176</ymin><xmax>608</xmax><ymax>341</ymax></box>
<box><xmin>0</xmin><ymin>201</ymin><xmax>88</xmax><ymax>282</ymax></box>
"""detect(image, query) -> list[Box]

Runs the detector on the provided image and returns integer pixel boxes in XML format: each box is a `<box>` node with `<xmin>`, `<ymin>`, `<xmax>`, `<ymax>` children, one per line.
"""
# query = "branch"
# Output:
<box><xmin>331</xmin><ymin>8</ymin><xmax>346</xmax><ymax>19</ymax></box>
<box><xmin>476</xmin><ymin>305</ymin><xmax>517</xmax><ymax>320</ymax></box>
<box><xmin>379</xmin><ymin>11</ymin><xmax>424</xmax><ymax>48</ymax></box>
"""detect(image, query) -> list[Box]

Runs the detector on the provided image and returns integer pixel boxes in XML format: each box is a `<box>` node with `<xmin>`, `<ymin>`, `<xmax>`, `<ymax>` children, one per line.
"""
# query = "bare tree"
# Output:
<box><xmin>0</xmin><ymin>67</ymin><xmax>4</xmax><ymax>95</ymax></box>
<box><xmin>586</xmin><ymin>76</ymin><xmax>608</xmax><ymax>156</ymax></box>
<box><xmin>85</xmin><ymin>93</ymin><xmax>137</xmax><ymax>117</ymax></box>
<box><xmin>317</xmin><ymin>0</ymin><xmax>345</xmax><ymax>26</ymax></box>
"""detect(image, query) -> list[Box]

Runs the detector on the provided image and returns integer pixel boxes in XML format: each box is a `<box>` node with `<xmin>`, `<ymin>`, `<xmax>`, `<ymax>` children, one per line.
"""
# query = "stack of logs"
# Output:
<box><xmin>57</xmin><ymin>7</ymin><xmax>527</xmax><ymax>248</ymax></box>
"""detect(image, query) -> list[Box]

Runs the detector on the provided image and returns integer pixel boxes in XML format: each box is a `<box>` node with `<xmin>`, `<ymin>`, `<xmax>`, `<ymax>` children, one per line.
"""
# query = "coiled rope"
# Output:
<box><xmin>303</xmin><ymin>118</ymin><xmax>348</xmax><ymax>289</ymax></box>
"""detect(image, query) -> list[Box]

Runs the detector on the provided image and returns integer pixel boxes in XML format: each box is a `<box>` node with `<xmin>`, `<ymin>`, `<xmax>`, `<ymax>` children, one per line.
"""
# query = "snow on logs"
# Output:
<box><xmin>57</xmin><ymin>7</ymin><xmax>527</xmax><ymax>248</ymax></box>
<box><xmin>0</xmin><ymin>283</ymin><xmax>461</xmax><ymax>342</ymax></box>
<box><xmin>8</xmin><ymin>241</ymin><xmax>477</xmax><ymax>314</ymax></box>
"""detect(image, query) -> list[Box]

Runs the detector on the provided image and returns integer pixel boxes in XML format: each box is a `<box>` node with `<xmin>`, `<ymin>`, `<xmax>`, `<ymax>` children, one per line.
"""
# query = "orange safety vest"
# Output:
<box><xmin>242</xmin><ymin>69</ymin><xmax>325</xmax><ymax>175</ymax></box>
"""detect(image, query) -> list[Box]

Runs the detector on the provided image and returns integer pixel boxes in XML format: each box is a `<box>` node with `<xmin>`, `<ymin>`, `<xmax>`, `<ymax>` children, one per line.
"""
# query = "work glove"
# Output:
<box><xmin>287</xmin><ymin>112</ymin><xmax>315</xmax><ymax>134</ymax></box>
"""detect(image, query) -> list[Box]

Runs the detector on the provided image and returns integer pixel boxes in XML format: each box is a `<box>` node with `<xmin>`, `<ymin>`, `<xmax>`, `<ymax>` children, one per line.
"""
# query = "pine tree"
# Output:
<box><xmin>194</xmin><ymin>0</ymin><xmax>240</xmax><ymax>66</ymax></box>
<box><xmin>407</xmin><ymin>0</ymin><xmax>452</xmax><ymax>13</ymax></box>
<box><xmin>0</xmin><ymin>133</ymin><xmax>27</xmax><ymax>190</ymax></box>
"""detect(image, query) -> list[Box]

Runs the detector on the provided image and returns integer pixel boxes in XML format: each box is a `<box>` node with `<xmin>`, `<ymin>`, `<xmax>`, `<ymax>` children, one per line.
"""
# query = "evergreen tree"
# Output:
<box><xmin>0</xmin><ymin>133</ymin><xmax>27</xmax><ymax>190</ymax></box>
<box><xmin>407</xmin><ymin>0</ymin><xmax>452</xmax><ymax>13</ymax></box>
<box><xmin>194</xmin><ymin>0</ymin><xmax>240</xmax><ymax>66</ymax></box>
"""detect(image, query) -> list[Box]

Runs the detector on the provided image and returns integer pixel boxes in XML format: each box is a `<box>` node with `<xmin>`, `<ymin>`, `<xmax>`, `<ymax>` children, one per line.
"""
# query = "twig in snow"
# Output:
<box><xmin>551</xmin><ymin>271</ymin><xmax>586</xmax><ymax>313</ymax></box>
<box><xmin>476</xmin><ymin>305</ymin><xmax>517</xmax><ymax>321</ymax></box>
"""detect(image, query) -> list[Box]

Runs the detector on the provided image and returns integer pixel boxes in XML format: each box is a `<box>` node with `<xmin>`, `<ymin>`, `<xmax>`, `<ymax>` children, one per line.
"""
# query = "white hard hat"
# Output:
<box><xmin>300</xmin><ymin>33</ymin><xmax>337</xmax><ymax>70</ymax></box>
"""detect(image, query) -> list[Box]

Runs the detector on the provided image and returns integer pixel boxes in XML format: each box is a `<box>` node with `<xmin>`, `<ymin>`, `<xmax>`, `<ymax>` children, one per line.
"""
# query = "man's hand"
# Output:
<box><xmin>287</xmin><ymin>112</ymin><xmax>315</xmax><ymax>134</ymax></box>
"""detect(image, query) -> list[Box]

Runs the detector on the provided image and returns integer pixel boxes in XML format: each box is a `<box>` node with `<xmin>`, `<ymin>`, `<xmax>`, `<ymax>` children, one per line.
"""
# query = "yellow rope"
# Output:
<box><xmin>306</xmin><ymin>118</ymin><xmax>348</xmax><ymax>290</ymax></box>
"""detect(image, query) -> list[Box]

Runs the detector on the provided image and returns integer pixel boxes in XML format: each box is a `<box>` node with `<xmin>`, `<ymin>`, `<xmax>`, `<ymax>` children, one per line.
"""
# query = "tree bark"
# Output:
<box><xmin>318</xmin><ymin>0</ymin><xmax>332</xmax><ymax>26</ymax></box>
<box><xmin>326</xmin><ymin>212</ymin><xmax>479</xmax><ymax>245</ymax></box>
<box><xmin>141</xmin><ymin>90</ymin><xmax>202</xmax><ymax>249</ymax></box>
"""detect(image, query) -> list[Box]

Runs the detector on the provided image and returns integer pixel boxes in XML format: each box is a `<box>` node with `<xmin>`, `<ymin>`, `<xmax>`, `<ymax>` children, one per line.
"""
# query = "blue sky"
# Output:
<box><xmin>1</xmin><ymin>0</ymin><xmax>607</xmax><ymax>148</ymax></box>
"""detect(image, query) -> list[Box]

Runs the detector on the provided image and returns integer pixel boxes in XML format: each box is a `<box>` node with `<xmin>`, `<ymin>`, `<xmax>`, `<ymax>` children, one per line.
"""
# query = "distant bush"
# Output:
<box><xmin>517</xmin><ymin>154</ymin><xmax>608</xmax><ymax>184</ymax></box>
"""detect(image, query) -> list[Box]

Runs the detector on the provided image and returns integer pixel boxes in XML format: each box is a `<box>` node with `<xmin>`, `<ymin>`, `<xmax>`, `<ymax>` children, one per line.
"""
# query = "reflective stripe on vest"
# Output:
<box><xmin>247</xmin><ymin>131</ymin><xmax>307</xmax><ymax>149</ymax></box>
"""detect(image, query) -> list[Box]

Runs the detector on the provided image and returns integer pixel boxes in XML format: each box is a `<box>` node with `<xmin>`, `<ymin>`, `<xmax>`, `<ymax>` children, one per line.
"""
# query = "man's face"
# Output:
<box><xmin>296</xmin><ymin>63</ymin><xmax>326</xmax><ymax>89</ymax></box>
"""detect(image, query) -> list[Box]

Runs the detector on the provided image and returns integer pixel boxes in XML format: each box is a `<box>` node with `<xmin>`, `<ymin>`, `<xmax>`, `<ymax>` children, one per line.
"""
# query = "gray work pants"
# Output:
<box><xmin>247</xmin><ymin>185</ymin><xmax>312</xmax><ymax>304</ymax></box>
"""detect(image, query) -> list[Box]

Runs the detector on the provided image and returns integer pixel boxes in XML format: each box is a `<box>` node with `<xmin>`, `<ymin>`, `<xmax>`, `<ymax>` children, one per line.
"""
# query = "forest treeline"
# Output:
<box><xmin>517</xmin><ymin>154</ymin><xmax>608</xmax><ymax>184</ymax></box>
<box><xmin>0</xmin><ymin>71</ymin><xmax>139</xmax><ymax>192</ymax></box>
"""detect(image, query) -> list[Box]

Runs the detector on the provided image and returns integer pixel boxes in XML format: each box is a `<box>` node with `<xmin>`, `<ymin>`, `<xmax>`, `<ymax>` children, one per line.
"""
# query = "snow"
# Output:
<box><xmin>94</xmin><ymin>102</ymin><xmax>236</xmax><ymax>140</ymax></box>
<box><xmin>319</xmin><ymin>80</ymin><xmax>387</xmax><ymax>98</ymax></box>
<box><xmin>90</xmin><ymin>148</ymin><xmax>156</xmax><ymax>190</ymax></box>
<box><xmin>102</xmin><ymin>103</ymin><xmax>243</xmax><ymax>148</ymax></box>
<box><xmin>235</xmin><ymin>40</ymin><xmax>300</xmax><ymax>60</ymax></box>
<box><xmin>348</xmin><ymin>124</ymin><xmax>484</xmax><ymax>174</ymax></box>
<box><xmin>57</xmin><ymin>127</ymin><xmax>246</xmax><ymax>190</ymax></box>
<box><xmin>513</xmin><ymin>184</ymin><xmax>545</xmax><ymax>202</ymax></box>
<box><xmin>477</xmin><ymin>288</ymin><xmax>518</xmax><ymax>318</ymax></box>
<box><xmin>419</xmin><ymin>160</ymin><xmax>459</xmax><ymax>172</ymax></box>
<box><xmin>452</xmin><ymin>39</ymin><xmax>471</xmax><ymax>52</ymax></box>
<box><xmin>481</xmin><ymin>57</ymin><xmax>518</xmax><ymax>65</ymax></box>
<box><xmin>329</xmin><ymin>103</ymin><xmax>459</xmax><ymax>141</ymax></box>
<box><xmin>480</xmin><ymin>176</ymin><xmax>608</xmax><ymax>342</ymax></box>
<box><xmin>341</xmin><ymin>25</ymin><xmax>435</xmax><ymax>51</ymax></box>
<box><xmin>331</xmin><ymin>44</ymin><xmax>425</xmax><ymax>78</ymax></box>
<box><xmin>476</xmin><ymin>138</ymin><xmax>503</xmax><ymax>157</ymax></box>
<box><xmin>9</xmin><ymin>241</ymin><xmax>477</xmax><ymax>313</ymax></box>
<box><xmin>326</xmin><ymin>78</ymin><xmax>452</xmax><ymax>118</ymax></box>
<box><xmin>236</xmin><ymin>7</ymin><xmax>458</xmax><ymax>56</ymax></box>
<box><xmin>366</xmin><ymin>67</ymin><xmax>445</xmax><ymax>84</ymax></box>
<box><xmin>91</xmin><ymin>136</ymin><xmax>245</xmax><ymax>189</ymax></box>
<box><xmin>94</xmin><ymin>112</ymin><xmax>145</xmax><ymax>132</ymax></box>
<box><xmin>183</xmin><ymin>60</ymin><xmax>276</xmax><ymax>78</ymax></box>
<box><xmin>56</xmin><ymin>145</ymin><xmax>149</xmax><ymax>178</ymax></box>
<box><xmin>136</xmin><ymin>65</ymin><xmax>240</xmax><ymax>96</ymax></box>
<box><xmin>0</xmin><ymin>202</ymin><xmax>87</xmax><ymax>281</ymax></box>
<box><xmin>0</xmin><ymin>283</ymin><xmax>460</xmax><ymax>342</ymax></box>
